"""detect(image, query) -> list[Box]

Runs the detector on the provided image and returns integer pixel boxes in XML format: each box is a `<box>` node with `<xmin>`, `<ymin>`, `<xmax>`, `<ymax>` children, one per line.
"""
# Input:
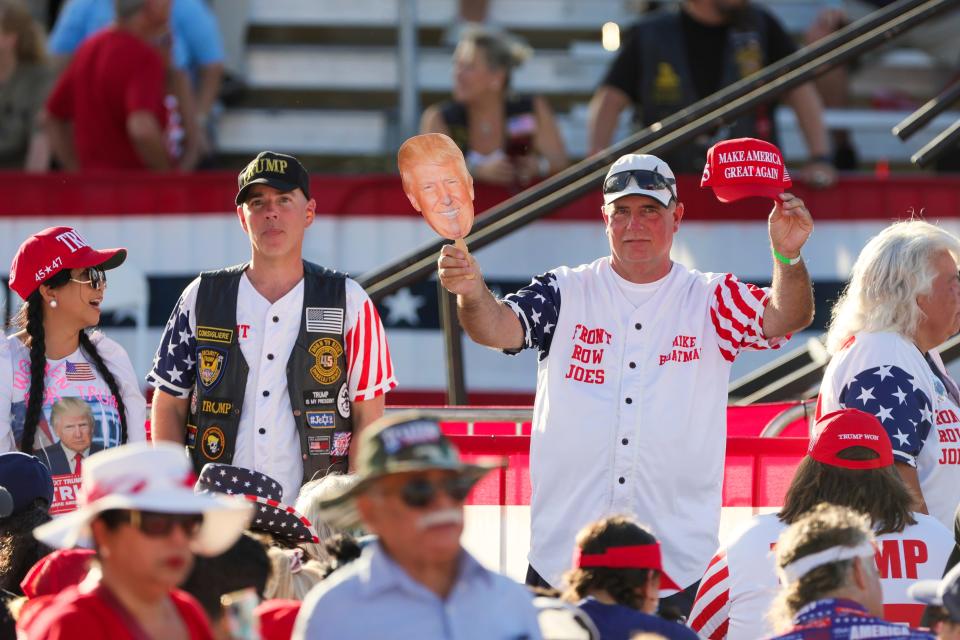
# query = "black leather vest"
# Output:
<box><xmin>186</xmin><ymin>261</ymin><xmax>353</xmax><ymax>484</ymax></box>
<box><xmin>637</xmin><ymin>8</ymin><xmax>773</xmax><ymax>173</ymax></box>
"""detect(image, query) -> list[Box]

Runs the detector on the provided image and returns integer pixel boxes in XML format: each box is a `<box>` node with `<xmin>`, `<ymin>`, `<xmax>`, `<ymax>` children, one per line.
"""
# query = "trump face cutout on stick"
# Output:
<box><xmin>399</xmin><ymin>134</ymin><xmax>476</xmax><ymax>243</ymax></box>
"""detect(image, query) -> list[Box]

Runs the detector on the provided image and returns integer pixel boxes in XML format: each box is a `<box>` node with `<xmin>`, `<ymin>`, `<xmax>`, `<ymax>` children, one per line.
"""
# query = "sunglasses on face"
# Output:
<box><xmin>388</xmin><ymin>474</ymin><xmax>475</xmax><ymax>509</ymax></box>
<box><xmin>117</xmin><ymin>510</ymin><xmax>204</xmax><ymax>538</ymax></box>
<box><xmin>602</xmin><ymin>169</ymin><xmax>677</xmax><ymax>201</ymax></box>
<box><xmin>69</xmin><ymin>268</ymin><xmax>107</xmax><ymax>290</ymax></box>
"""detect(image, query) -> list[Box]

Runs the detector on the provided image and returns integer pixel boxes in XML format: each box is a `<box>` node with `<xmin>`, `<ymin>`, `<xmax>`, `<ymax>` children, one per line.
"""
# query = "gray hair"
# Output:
<box><xmin>826</xmin><ymin>220</ymin><xmax>960</xmax><ymax>353</ymax></box>
<box><xmin>294</xmin><ymin>473</ymin><xmax>360</xmax><ymax>562</ymax></box>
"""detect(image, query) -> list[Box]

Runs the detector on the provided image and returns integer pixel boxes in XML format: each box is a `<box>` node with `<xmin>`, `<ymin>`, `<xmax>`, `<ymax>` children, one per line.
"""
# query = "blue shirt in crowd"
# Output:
<box><xmin>48</xmin><ymin>0</ymin><xmax>224</xmax><ymax>71</ymax></box>
<box><xmin>768</xmin><ymin>598</ymin><xmax>935</xmax><ymax>639</ymax></box>
<box><xmin>577</xmin><ymin>597</ymin><xmax>700</xmax><ymax>640</ymax></box>
<box><xmin>293</xmin><ymin>542</ymin><xmax>543</xmax><ymax>639</ymax></box>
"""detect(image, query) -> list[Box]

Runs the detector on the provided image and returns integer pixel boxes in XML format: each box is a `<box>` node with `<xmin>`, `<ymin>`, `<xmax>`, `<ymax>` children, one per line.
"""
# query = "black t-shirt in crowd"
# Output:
<box><xmin>602</xmin><ymin>5</ymin><xmax>798</xmax><ymax>105</ymax></box>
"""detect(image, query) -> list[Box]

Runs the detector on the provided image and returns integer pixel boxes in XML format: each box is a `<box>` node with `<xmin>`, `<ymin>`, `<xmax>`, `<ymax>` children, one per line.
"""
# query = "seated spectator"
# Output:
<box><xmin>48</xmin><ymin>0</ymin><xmax>225</xmax><ymax>168</ymax></box>
<box><xmin>195</xmin><ymin>464</ymin><xmax>321</xmax><ymax>550</ymax></box>
<box><xmin>420</xmin><ymin>26</ymin><xmax>567</xmax><ymax>187</ymax></box>
<box><xmin>293</xmin><ymin>411</ymin><xmax>543</xmax><ymax>639</ymax></box>
<box><xmin>21</xmin><ymin>442</ymin><xmax>252</xmax><ymax>639</ymax></box>
<box><xmin>689</xmin><ymin>408</ymin><xmax>953</xmax><ymax>638</ymax></box>
<box><xmin>562</xmin><ymin>515</ymin><xmax>698</xmax><ymax>640</ymax></box>
<box><xmin>0</xmin><ymin>0</ymin><xmax>52</xmax><ymax>171</ymax></box>
<box><xmin>910</xmin><ymin>562</ymin><xmax>960</xmax><ymax>640</ymax></box>
<box><xmin>180</xmin><ymin>532</ymin><xmax>271</xmax><ymax>640</ymax></box>
<box><xmin>43</xmin><ymin>0</ymin><xmax>172</xmax><ymax>170</ymax></box>
<box><xmin>0</xmin><ymin>451</ymin><xmax>53</xmax><ymax>637</ymax></box>
<box><xmin>767</xmin><ymin>503</ymin><xmax>934</xmax><ymax>639</ymax></box>
<box><xmin>295</xmin><ymin>474</ymin><xmax>360</xmax><ymax>562</ymax></box>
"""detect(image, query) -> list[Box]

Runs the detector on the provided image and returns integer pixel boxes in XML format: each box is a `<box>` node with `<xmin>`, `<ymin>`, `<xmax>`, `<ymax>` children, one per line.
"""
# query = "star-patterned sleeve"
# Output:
<box><xmin>710</xmin><ymin>273</ymin><xmax>786</xmax><ymax>362</ymax></box>
<box><xmin>839</xmin><ymin>364</ymin><xmax>933</xmax><ymax>467</ymax></box>
<box><xmin>146</xmin><ymin>280</ymin><xmax>200</xmax><ymax>399</ymax></box>
<box><xmin>501</xmin><ymin>272</ymin><xmax>561</xmax><ymax>360</ymax></box>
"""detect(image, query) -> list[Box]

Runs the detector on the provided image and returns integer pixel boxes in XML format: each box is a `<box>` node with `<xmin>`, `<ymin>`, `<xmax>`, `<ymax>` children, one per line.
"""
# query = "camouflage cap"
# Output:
<box><xmin>317</xmin><ymin>411</ymin><xmax>501</xmax><ymax>529</ymax></box>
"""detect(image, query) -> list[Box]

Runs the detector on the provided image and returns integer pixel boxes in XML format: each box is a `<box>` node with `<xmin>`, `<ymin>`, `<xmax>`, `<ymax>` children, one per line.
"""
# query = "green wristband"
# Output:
<box><xmin>773</xmin><ymin>248</ymin><xmax>802</xmax><ymax>266</ymax></box>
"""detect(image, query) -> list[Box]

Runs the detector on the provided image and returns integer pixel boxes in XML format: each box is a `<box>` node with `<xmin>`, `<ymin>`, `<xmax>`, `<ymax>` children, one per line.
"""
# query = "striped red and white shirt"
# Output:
<box><xmin>504</xmin><ymin>258</ymin><xmax>784</xmax><ymax>589</ymax></box>
<box><xmin>689</xmin><ymin>512</ymin><xmax>954</xmax><ymax>640</ymax></box>
<box><xmin>147</xmin><ymin>273</ymin><xmax>396</xmax><ymax>500</ymax></box>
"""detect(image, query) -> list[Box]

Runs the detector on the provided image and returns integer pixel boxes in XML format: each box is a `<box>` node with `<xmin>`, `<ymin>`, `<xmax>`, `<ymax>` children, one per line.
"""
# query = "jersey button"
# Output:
<box><xmin>629</xmin><ymin>362</ymin><xmax>636</xmax><ymax>369</ymax></box>
<box><xmin>272</xmin><ymin>316</ymin><xmax>279</xmax><ymax>323</ymax></box>
<box><xmin>618</xmin><ymin>477</ymin><xmax>625</xmax><ymax>484</ymax></box>
<box><xmin>635</xmin><ymin>322</ymin><xmax>642</xmax><ymax>330</ymax></box>
<box><xmin>625</xmin><ymin>397</ymin><xmax>632</xmax><ymax>404</ymax></box>
<box><xmin>262</xmin><ymin>390</ymin><xmax>270</xmax><ymax>397</ymax></box>
<box><xmin>622</xmin><ymin>438</ymin><xmax>629</xmax><ymax>445</ymax></box>
<box><xmin>258</xmin><ymin>427</ymin><xmax>266</xmax><ymax>435</ymax></box>
<box><xmin>267</xmin><ymin>353</ymin><xmax>274</xmax><ymax>360</ymax></box>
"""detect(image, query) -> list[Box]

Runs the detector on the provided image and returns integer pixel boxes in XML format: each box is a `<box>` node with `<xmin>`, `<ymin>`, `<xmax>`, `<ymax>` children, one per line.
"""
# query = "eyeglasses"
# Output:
<box><xmin>387</xmin><ymin>475</ymin><xmax>475</xmax><ymax>509</ymax></box>
<box><xmin>118</xmin><ymin>510</ymin><xmax>204</xmax><ymax>538</ymax></box>
<box><xmin>69</xmin><ymin>268</ymin><xmax>107</xmax><ymax>290</ymax></box>
<box><xmin>602</xmin><ymin>169</ymin><xmax>676</xmax><ymax>201</ymax></box>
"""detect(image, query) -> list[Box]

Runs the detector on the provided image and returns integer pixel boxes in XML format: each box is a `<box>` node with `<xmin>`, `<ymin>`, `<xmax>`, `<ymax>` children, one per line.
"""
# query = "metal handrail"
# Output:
<box><xmin>759</xmin><ymin>398</ymin><xmax>818</xmax><ymax>437</ymax></box>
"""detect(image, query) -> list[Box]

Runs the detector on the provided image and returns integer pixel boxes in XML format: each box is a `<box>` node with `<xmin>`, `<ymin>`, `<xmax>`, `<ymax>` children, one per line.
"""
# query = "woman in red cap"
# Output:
<box><xmin>1</xmin><ymin>226</ymin><xmax>146</xmax><ymax>461</ymax></box>
<box><xmin>563</xmin><ymin>515</ymin><xmax>699</xmax><ymax>640</ymax></box>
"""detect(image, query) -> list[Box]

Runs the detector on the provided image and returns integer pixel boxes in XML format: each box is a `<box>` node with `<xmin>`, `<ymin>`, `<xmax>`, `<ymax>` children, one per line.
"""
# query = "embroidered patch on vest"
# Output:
<box><xmin>307</xmin><ymin>435</ymin><xmax>331</xmax><ymax>455</ymax></box>
<box><xmin>337</xmin><ymin>382</ymin><xmax>351</xmax><ymax>418</ymax></box>
<box><xmin>197</xmin><ymin>347</ymin><xmax>227</xmax><ymax>389</ymax></box>
<box><xmin>306</xmin><ymin>411</ymin><xmax>336</xmax><ymax>429</ymax></box>
<box><xmin>332</xmin><ymin>432</ymin><xmax>351</xmax><ymax>457</ymax></box>
<box><xmin>303</xmin><ymin>389</ymin><xmax>334</xmax><ymax>407</ymax></box>
<box><xmin>186</xmin><ymin>424</ymin><xmax>198</xmax><ymax>448</ymax></box>
<box><xmin>202</xmin><ymin>426</ymin><xmax>225</xmax><ymax>460</ymax></box>
<box><xmin>196</xmin><ymin>325</ymin><xmax>234</xmax><ymax>344</ymax></box>
<box><xmin>306</xmin><ymin>307</ymin><xmax>345</xmax><ymax>334</ymax></box>
<box><xmin>308</xmin><ymin>338</ymin><xmax>343</xmax><ymax>385</ymax></box>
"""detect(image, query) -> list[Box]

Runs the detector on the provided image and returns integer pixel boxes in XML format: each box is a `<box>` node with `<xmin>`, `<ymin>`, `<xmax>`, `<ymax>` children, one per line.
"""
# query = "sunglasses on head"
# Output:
<box><xmin>69</xmin><ymin>268</ymin><xmax>107</xmax><ymax>291</ymax></box>
<box><xmin>602</xmin><ymin>169</ymin><xmax>676</xmax><ymax>201</ymax></box>
<box><xmin>115</xmin><ymin>510</ymin><xmax>204</xmax><ymax>538</ymax></box>
<box><xmin>389</xmin><ymin>474</ymin><xmax>475</xmax><ymax>509</ymax></box>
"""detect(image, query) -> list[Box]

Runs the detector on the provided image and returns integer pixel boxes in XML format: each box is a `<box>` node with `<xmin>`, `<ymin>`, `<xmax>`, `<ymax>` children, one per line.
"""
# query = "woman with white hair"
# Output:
<box><xmin>294</xmin><ymin>473</ymin><xmax>360</xmax><ymax>562</ymax></box>
<box><xmin>818</xmin><ymin>219</ymin><xmax>960</xmax><ymax>529</ymax></box>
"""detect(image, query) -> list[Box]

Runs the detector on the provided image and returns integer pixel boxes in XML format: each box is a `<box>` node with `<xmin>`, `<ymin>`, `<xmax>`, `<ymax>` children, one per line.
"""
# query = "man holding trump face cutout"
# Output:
<box><xmin>399</xmin><ymin>134</ymin><xmax>476</xmax><ymax>241</ymax></box>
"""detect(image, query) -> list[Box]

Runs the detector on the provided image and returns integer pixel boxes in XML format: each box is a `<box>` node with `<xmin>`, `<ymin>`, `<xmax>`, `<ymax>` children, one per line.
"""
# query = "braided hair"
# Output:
<box><xmin>12</xmin><ymin>270</ymin><xmax>128</xmax><ymax>452</ymax></box>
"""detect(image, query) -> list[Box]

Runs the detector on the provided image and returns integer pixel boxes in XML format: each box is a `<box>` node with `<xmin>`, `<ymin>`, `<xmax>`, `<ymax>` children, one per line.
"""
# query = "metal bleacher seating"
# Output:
<box><xmin>217</xmin><ymin>0</ymin><xmax>957</xmax><ymax>168</ymax></box>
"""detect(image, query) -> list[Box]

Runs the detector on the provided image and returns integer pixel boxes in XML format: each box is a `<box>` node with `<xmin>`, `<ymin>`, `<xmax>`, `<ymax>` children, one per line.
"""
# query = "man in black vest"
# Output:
<box><xmin>147</xmin><ymin>151</ymin><xmax>397</xmax><ymax>502</ymax></box>
<box><xmin>587</xmin><ymin>0</ymin><xmax>836</xmax><ymax>187</ymax></box>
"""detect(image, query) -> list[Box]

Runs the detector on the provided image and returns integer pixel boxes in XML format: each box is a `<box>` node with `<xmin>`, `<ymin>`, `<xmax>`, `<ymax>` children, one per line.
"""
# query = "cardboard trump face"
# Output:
<box><xmin>399</xmin><ymin>134</ymin><xmax>475</xmax><ymax>240</ymax></box>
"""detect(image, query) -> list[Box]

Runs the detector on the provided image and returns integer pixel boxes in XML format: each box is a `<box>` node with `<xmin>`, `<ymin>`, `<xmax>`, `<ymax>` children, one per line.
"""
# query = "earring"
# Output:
<box><xmin>49</xmin><ymin>300</ymin><xmax>58</xmax><ymax>308</ymax></box>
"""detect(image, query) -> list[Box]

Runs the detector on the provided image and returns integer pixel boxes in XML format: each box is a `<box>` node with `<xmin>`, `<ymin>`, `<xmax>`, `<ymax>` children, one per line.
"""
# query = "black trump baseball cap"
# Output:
<box><xmin>235</xmin><ymin>151</ymin><xmax>311</xmax><ymax>205</ymax></box>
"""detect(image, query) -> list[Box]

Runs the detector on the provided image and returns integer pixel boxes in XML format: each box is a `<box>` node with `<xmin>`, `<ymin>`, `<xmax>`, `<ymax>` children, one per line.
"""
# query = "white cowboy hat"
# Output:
<box><xmin>34</xmin><ymin>442</ymin><xmax>253</xmax><ymax>556</ymax></box>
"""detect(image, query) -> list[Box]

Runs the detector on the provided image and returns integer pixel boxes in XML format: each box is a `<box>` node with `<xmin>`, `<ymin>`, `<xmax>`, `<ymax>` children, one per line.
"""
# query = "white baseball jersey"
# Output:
<box><xmin>148</xmin><ymin>273</ymin><xmax>396</xmax><ymax>502</ymax></box>
<box><xmin>818</xmin><ymin>331</ymin><xmax>960</xmax><ymax>529</ymax></box>
<box><xmin>690</xmin><ymin>512</ymin><xmax>954</xmax><ymax>639</ymax></box>
<box><xmin>503</xmin><ymin>257</ymin><xmax>785</xmax><ymax>589</ymax></box>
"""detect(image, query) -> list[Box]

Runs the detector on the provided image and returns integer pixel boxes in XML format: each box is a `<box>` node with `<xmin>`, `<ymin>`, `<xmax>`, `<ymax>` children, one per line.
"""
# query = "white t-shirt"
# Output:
<box><xmin>689</xmin><ymin>512</ymin><xmax>954</xmax><ymax>639</ymax></box>
<box><xmin>818</xmin><ymin>331</ymin><xmax>960</xmax><ymax>529</ymax></box>
<box><xmin>503</xmin><ymin>258</ymin><xmax>786</xmax><ymax>589</ymax></box>
<box><xmin>147</xmin><ymin>273</ymin><xmax>396</xmax><ymax>502</ymax></box>
<box><xmin>0</xmin><ymin>332</ymin><xmax>147</xmax><ymax>455</ymax></box>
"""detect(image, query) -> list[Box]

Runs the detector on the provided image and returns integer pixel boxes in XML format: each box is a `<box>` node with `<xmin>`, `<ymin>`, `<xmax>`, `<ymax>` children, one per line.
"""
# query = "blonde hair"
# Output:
<box><xmin>50</xmin><ymin>397</ymin><xmax>94</xmax><ymax>432</ymax></box>
<box><xmin>456</xmin><ymin>26</ymin><xmax>532</xmax><ymax>89</ymax></box>
<box><xmin>769</xmin><ymin>504</ymin><xmax>875</xmax><ymax>632</ymax></box>
<box><xmin>826</xmin><ymin>220</ymin><xmax>960</xmax><ymax>353</ymax></box>
<box><xmin>264</xmin><ymin>547</ymin><xmax>325</xmax><ymax>600</ymax></box>
<box><xmin>294</xmin><ymin>473</ymin><xmax>360</xmax><ymax>562</ymax></box>
<box><xmin>0</xmin><ymin>0</ymin><xmax>46</xmax><ymax>64</ymax></box>
<box><xmin>397</xmin><ymin>133</ymin><xmax>470</xmax><ymax>191</ymax></box>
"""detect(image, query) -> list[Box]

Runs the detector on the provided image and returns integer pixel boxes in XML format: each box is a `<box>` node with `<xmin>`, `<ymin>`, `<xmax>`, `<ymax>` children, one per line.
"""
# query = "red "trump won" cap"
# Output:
<box><xmin>701</xmin><ymin>138</ymin><xmax>792</xmax><ymax>203</ymax></box>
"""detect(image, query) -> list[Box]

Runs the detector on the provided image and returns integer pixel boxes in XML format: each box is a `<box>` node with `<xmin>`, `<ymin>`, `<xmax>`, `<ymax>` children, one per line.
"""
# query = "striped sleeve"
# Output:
<box><xmin>709</xmin><ymin>273</ymin><xmax>787</xmax><ymax>362</ymax></box>
<box><xmin>689</xmin><ymin>550</ymin><xmax>731</xmax><ymax>640</ymax></box>
<box><xmin>345</xmin><ymin>280</ymin><xmax>397</xmax><ymax>402</ymax></box>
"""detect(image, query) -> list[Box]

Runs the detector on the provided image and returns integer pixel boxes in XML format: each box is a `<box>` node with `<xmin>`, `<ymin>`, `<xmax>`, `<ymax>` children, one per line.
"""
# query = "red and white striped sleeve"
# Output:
<box><xmin>345</xmin><ymin>280</ymin><xmax>397</xmax><ymax>402</ymax></box>
<box><xmin>689</xmin><ymin>549</ymin><xmax>731</xmax><ymax>640</ymax></box>
<box><xmin>709</xmin><ymin>273</ymin><xmax>787</xmax><ymax>362</ymax></box>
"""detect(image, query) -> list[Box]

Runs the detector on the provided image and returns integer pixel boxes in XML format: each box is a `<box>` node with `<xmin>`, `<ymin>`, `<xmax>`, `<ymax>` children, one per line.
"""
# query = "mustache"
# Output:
<box><xmin>417</xmin><ymin>508</ymin><xmax>463</xmax><ymax>530</ymax></box>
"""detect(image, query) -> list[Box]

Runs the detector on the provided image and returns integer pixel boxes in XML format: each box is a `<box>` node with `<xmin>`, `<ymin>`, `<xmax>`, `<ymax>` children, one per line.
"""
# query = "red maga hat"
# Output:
<box><xmin>572</xmin><ymin>542</ymin><xmax>681</xmax><ymax>590</ymax></box>
<box><xmin>8</xmin><ymin>226</ymin><xmax>126</xmax><ymax>300</ymax></box>
<box><xmin>809</xmin><ymin>409</ymin><xmax>895</xmax><ymax>470</ymax></box>
<box><xmin>701</xmin><ymin>137</ymin><xmax>792</xmax><ymax>203</ymax></box>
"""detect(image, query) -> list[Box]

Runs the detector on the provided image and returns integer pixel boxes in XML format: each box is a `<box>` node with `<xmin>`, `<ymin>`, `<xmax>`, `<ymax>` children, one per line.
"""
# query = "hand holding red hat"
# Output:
<box><xmin>769</xmin><ymin>192</ymin><xmax>814</xmax><ymax>262</ymax></box>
